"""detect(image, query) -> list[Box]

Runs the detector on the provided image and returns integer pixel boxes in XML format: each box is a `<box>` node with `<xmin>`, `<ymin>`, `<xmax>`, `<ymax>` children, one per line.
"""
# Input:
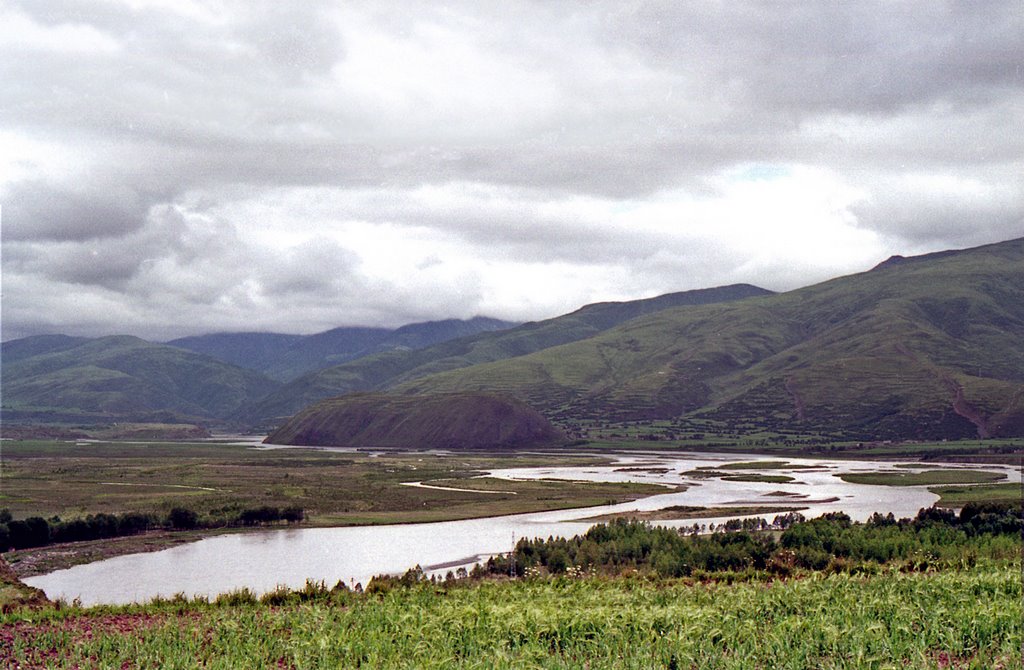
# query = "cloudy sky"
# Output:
<box><xmin>2</xmin><ymin>1</ymin><xmax>1022</xmax><ymax>341</ymax></box>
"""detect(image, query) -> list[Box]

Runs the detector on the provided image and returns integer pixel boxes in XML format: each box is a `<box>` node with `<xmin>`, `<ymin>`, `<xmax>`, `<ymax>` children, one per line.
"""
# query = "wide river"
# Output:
<box><xmin>25</xmin><ymin>449</ymin><xmax>1020</xmax><ymax>606</ymax></box>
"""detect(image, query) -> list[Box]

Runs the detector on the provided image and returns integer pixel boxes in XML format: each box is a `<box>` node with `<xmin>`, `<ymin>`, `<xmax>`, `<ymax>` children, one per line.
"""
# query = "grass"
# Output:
<box><xmin>575</xmin><ymin>504</ymin><xmax>806</xmax><ymax>523</ymax></box>
<box><xmin>715</xmin><ymin>460</ymin><xmax>818</xmax><ymax>470</ymax></box>
<box><xmin>0</xmin><ymin>440</ymin><xmax>662</xmax><ymax>574</ymax></box>
<box><xmin>0</xmin><ymin>562</ymin><xmax>1019</xmax><ymax>668</ymax></box>
<box><xmin>720</xmin><ymin>473</ymin><xmax>795</xmax><ymax>483</ymax></box>
<box><xmin>838</xmin><ymin>470</ymin><xmax>1008</xmax><ymax>486</ymax></box>
<box><xmin>930</xmin><ymin>482</ymin><xmax>1024</xmax><ymax>507</ymax></box>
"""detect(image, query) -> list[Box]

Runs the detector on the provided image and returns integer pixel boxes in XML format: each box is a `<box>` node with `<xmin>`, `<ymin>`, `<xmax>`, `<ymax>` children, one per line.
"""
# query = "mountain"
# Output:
<box><xmin>394</xmin><ymin>238</ymin><xmax>1024</xmax><ymax>440</ymax></box>
<box><xmin>265</xmin><ymin>392</ymin><xmax>564</xmax><ymax>450</ymax></box>
<box><xmin>168</xmin><ymin>317</ymin><xmax>515</xmax><ymax>381</ymax></box>
<box><xmin>245</xmin><ymin>284</ymin><xmax>773</xmax><ymax>424</ymax></box>
<box><xmin>1</xmin><ymin>335</ymin><xmax>280</xmax><ymax>426</ymax></box>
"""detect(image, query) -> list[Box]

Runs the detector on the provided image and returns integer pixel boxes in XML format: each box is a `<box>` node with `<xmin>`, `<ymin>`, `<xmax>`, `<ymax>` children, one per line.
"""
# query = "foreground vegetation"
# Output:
<box><xmin>2</xmin><ymin>507</ymin><xmax>1020</xmax><ymax>668</ymax></box>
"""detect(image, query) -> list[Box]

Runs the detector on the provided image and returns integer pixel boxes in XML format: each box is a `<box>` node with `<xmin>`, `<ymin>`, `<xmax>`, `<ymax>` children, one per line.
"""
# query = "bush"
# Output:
<box><xmin>168</xmin><ymin>507</ymin><xmax>199</xmax><ymax>530</ymax></box>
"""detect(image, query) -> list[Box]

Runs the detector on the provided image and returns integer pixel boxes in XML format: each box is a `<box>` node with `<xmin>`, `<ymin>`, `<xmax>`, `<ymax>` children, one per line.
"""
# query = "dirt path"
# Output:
<box><xmin>400</xmin><ymin>481</ymin><xmax>516</xmax><ymax>495</ymax></box>
<box><xmin>943</xmin><ymin>377</ymin><xmax>991</xmax><ymax>438</ymax></box>
<box><xmin>894</xmin><ymin>342</ymin><xmax>990</xmax><ymax>438</ymax></box>
<box><xmin>784</xmin><ymin>376</ymin><xmax>806</xmax><ymax>422</ymax></box>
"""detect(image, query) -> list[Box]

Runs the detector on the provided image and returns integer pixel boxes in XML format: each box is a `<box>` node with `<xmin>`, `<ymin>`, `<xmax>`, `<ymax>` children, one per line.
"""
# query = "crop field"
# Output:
<box><xmin>1</xmin><ymin>562</ymin><xmax>1019</xmax><ymax>669</ymax></box>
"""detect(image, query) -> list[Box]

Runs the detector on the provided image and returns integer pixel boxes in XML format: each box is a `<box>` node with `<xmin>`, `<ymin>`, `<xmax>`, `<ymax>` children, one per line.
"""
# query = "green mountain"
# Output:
<box><xmin>266</xmin><ymin>392</ymin><xmax>564</xmax><ymax>450</ymax></box>
<box><xmin>396</xmin><ymin>238</ymin><xmax>1024</xmax><ymax>440</ymax></box>
<box><xmin>245</xmin><ymin>284</ymin><xmax>772</xmax><ymax>424</ymax></box>
<box><xmin>168</xmin><ymin>317</ymin><xmax>515</xmax><ymax>381</ymax></box>
<box><xmin>1</xmin><ymin>335</ymin><xmax>280</xmax><ymax>426</ymax></box>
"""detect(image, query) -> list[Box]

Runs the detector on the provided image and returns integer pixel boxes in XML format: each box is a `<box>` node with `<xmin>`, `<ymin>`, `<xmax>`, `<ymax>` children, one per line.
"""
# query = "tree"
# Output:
<box><xmin>168</xmin><ymin>507</ymin><xmax>199</xmax><ymax>530</ymax></box>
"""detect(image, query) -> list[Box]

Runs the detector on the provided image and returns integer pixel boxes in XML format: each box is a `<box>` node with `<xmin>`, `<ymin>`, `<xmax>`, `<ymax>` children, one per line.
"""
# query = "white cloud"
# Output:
<box><xmin>0</xmin><ymin>6</ymin><xmax>121</xmax><ymax>54</ymax></box>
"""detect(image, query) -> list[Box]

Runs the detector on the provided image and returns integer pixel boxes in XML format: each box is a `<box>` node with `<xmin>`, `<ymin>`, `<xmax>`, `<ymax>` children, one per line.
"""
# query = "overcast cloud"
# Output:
<box><xmin>2</xmin><ymin>0</ymin><xmax>1022</xmax><ymax>341</ymax></box>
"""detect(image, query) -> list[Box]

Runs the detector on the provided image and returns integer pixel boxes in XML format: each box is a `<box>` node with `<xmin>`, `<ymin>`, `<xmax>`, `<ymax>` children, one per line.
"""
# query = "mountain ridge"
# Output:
<box><xmin>244</xmin><ymin>284</ymin><xmax>773</xmax><ymax>424</ymax></box>
<box><xmin>167</xmin><ymin>316</ymin><xmax>515</xmax><ymax>381</ymax></box>
<box><xmin>393</xmin><ymin>238</ymin><xmax>1024</xmax><ymax>440</ymax></box>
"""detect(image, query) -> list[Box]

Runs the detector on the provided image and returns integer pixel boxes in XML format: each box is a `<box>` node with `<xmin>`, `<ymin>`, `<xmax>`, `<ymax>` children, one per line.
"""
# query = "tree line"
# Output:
<box><xmin>477</xmin><ymin>502</ymin><xmax>1022</xmax><ymax>579</ymax></box>
<box><xmin>0</xmin><ymin>504</ymin><xmax>305</xmax><ymax>551</ymax></box>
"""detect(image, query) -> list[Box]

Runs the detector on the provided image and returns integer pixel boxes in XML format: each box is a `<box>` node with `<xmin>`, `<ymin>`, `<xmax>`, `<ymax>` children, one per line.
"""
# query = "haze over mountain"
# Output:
<box><xmin>168</xmin><ymin>317</ymin><xmax>514</xmax><ymax>381</ymax></box>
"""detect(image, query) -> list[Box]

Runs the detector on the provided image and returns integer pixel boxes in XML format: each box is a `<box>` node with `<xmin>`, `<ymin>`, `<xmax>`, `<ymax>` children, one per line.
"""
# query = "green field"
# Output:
<box><xmin>839</xmin><ymin>470</ymin><xmax>1008</xmax><ymax>486</ymax></box>
<box><xmin>1</xmin><ymin>563</ymin><xmax>1019</xmax><ymax>669</ymax></box>
<box><xmin>576</xmin><ymin>504</ymin><xmax>806</xmax><ymax>523</ymax></box>
<box><xmin>0</xmin><ymin>440</ymin><xmax>660</xmax><ymax>524</ymax></box>
<box><xmin>931</xmin><ymin>482</ymin><xmax>1023</xmax><ymax>507</ymax></box>
<box><xmin>720</xmin><ymin>473</ymin><xmax>795</xmax><ymax>483</ymax></box>
<box><xmin>0</xmin><ymin>440</ymin><xmax>665</xmax><ymax>573</ymax></box>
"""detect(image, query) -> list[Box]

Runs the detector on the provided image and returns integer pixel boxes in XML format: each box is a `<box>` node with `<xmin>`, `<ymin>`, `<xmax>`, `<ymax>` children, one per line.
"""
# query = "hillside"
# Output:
<box><xmin>169</xmin><ymin>317</ymin><xmax>514</xmax><ymax>381</ymax></box>
<box><xmin>246</xmin><ymin>284</ymin><xmax>772</xmax><ymax>424</ymax></box>
<box><xmin>0</xmin><ymin>336</ymin><xmax>280</xmax><ymax>426</ymax></box>
<box><xmin>265</xmin><ymin>392</ymin><xmax>564</xmax><ymax>450</ymax></box>
<box><xmin>396</xmin><ymin>238</ymin><xmax>1024</xmax><ymax>440</ymax></box>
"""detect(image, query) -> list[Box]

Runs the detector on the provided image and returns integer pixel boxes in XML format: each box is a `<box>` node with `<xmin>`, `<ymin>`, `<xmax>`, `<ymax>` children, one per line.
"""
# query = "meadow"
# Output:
<box><xmin>0</xmin><ymin>440</ymin><xmax>657</xmax><ymax>525</ymax></box>
<box><xmin>0</xmin><ymin>440</ymin><xmax>662</xmax><ymax>574</ymax></box>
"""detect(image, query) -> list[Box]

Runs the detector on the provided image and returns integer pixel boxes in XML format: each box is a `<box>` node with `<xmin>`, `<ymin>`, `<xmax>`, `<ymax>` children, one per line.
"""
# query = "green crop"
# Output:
<box><xmin>2</xmin><ymin>562</ymin><xmax>1019</xmax><ymax>668</ymax></box>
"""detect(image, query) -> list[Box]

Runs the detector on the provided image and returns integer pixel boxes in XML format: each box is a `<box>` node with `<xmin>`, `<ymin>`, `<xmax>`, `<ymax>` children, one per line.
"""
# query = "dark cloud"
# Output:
<box><xmin>1</xmin><ymin>0</ymin><xmax>1021</xmax><ymax>340</ymax></box>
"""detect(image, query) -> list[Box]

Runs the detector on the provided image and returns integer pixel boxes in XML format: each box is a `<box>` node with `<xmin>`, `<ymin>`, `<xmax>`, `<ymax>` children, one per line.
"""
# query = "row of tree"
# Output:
<box><xmin>479</xmin><ymin>502</ymin><xmax>1022</xmax><ymax>579</ymax></box>
<box><xmin>0</xmin><ymin>504</ymin><xmax>305</xmax><ymax>552</ymax></box>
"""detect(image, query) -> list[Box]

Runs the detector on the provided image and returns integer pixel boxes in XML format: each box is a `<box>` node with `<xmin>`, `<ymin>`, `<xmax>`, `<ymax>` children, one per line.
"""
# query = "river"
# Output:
<box><xmin>24</xmin><ymin>450</ymin><xmax>1020</xmax><ymax>606</ymax></box>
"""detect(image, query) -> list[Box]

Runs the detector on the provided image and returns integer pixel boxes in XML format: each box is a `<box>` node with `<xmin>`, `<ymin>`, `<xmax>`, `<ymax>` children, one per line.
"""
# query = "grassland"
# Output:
<box><xmin>720</xmin><ymin>473</ymin><xmax>795</xmax><ymax>483</ymax></box>
<box><xmin>558</xmin><ymin>434</ymin><xmax>1024</xmax><ymax>466</ymax></box>
<box><xmin>0</xmin><ymin>440</ymin><xmax>667</xmax><ymax>577</ymax></box>
<box><xmin>0</xmin><ymin>563</ymin><xmax>1018</xmax><ymax>668</ymax></box>
<box><xmin>930</xmin><ymin>482</ymin><xmax>1023</xmax><ymax>507</ymax></box>
<box><xmin>575</xmin><ymin>504</ymin><xmax>806</xmax><ymax>523</ymax></box>
<box><xmin>0</xmin><ymin>439</ymin><xmax>663</xmax><ymax>574</ymax></box>
<box><xmin>0</xmin><ymin>440</ymin><xmax>660</xmax><ymax>522</ymax></box>
<box><xmin>715</xmin><ymin>460</ymin><xmax>819</xmax><ymax>470</ymax></box>
<box><xmin>839</xmin><ymin>470</ymin><xmax>1008</xmax><ymax>486</ymax></box>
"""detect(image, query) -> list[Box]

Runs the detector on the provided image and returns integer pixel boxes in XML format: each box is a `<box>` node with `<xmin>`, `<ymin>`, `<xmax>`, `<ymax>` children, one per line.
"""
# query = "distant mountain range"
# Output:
<box><xmin>0</xmin><ymin>317</ymin><xmax>514</xmax><ymax>426</ymax></box>
<box><xmin>1</xmin><ymin>335</ymin><xmax>278</xmax><ymax>425</ymax></box>
<box><xmin>3</xmin><ymin>238</ymin><xmax>1023</xmax><ymax>441</ymax></box>
<box><xmin>244</xmin><ymin>284</ymin><xmax>772</xmax><ymax>425</ymax></box>
<box><xmin>167</xmin><ymin>316</ymin><xmax>514</xmax><ymax>381</ymax></box>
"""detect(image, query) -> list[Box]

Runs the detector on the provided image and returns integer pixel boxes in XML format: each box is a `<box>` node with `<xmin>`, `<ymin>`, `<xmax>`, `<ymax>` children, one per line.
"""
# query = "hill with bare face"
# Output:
<box><xmin>265</xmin><ymin>392</ymin><xmax>564</xmax><ymax>450</ymax></box>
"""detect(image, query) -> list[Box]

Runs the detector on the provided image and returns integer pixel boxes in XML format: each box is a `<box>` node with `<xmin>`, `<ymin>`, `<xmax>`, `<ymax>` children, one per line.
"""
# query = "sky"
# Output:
<box><xmin>2</xmin><ymin>1</ymin><xmax>1022</xmax><ymax>341</ymax></box>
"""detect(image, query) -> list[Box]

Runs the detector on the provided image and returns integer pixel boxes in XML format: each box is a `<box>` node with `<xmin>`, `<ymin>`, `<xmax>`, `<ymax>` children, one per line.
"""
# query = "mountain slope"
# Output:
<box><xmin>396</xmin><ymin>238</ymin><xmax>1024</xmax><ymax>440</ymax></box>
<box><xmin>245</xmin><ymin>284</ymin><xmax>772</xmax><ymax>424</ymax></box>
<box><xmin>266</xmin><ymin>392</ymin><xmax>564</xmax><ymax>450</ymax></box>
<box><xmin>169</xmin><ymin>317</ymin><xmax>515</xmax><ymax>381</ymax></box>
<box><xmin>1</xmin><ymin>336</ymin><xmax>280</xmax><ymax>426</ymax></box>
